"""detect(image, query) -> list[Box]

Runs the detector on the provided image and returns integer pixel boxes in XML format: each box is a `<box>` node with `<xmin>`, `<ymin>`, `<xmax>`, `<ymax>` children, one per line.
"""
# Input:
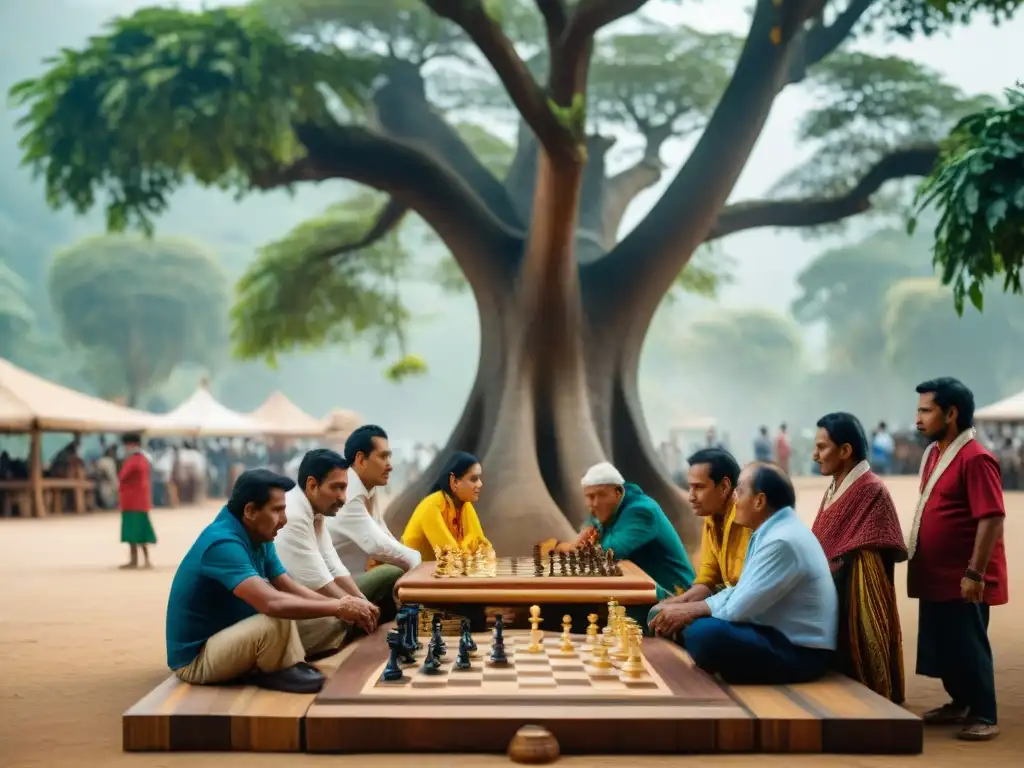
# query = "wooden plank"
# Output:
<box><xmin>726</xmin><ymin>684</ymin><xmax>823</xmax><ymax>753</ymax></box>
<box><xmin>122</xmin><ymin>654</ymin><xmax>342</xmax><ymax>752</ymax></box>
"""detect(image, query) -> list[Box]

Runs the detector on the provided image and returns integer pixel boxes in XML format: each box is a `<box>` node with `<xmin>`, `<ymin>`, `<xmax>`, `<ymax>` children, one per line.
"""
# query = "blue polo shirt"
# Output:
<box><xmin>165</xmin><ymin>507</ymin><xmax>287</xmax><ymax>670</ymax></box>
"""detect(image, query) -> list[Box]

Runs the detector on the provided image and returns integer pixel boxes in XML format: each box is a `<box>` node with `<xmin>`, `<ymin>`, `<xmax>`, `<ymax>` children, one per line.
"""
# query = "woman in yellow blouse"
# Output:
<box><xmin>402</xmin><ymin>452</ymin><xmax>491</xmax><ymax>560</ymax></box>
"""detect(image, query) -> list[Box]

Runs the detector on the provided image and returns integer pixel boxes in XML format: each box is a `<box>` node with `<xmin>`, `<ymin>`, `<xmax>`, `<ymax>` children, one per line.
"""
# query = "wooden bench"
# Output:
<box><xmin>724</xmin><ymin>673</ymin><xmax>922</xmax><ymax>753</ymax></box>
<box><xmin>0</xmin><ymin>478</ymin><xmax>95</xmax><ymax>517</ymax></box>
<box><xmin>122</xmin><ymin>654</ymin><xmax>343</xmax><ymax>752</ymax></box>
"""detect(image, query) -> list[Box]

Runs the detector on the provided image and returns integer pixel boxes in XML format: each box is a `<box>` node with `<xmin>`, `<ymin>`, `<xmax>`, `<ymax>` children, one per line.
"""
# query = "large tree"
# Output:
<box><xmin>9</xmin><ymin>0</ymin><xmax>1016</xmax><ymax>551</ymax></box>
<box><xmin>48</xmin><ymin>234</ymin><xmax>229</xmax><ymax>406</ymax></box>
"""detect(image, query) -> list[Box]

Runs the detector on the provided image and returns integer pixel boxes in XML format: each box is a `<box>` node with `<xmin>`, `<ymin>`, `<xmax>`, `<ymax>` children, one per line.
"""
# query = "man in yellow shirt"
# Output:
<box><xmin>649</xmin><ymin>448</ymin><xmax>749</xmax><ymax>623</ymax></box>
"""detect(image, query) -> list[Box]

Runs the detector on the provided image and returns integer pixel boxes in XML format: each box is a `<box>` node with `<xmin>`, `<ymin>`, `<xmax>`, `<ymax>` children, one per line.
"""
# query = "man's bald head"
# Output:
<box><xmin>734</xmin><ymin>462</ymin><xmax>796</xmax><ymax>529</ymax></box>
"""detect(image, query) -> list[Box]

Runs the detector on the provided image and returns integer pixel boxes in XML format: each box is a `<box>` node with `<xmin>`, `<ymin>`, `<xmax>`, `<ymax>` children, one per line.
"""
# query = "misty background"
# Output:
<box><xmin>3</xmin><ymin>0</ymin><xmax>1024</xmax><ymax>465</ymax></box>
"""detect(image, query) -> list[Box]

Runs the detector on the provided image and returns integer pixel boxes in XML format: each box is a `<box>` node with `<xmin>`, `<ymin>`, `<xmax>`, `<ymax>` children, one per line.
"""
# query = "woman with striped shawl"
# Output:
<box><xmin>812</xmin><ymin>412</ymin><xmax>908</xmax><ymax>703</ymax></box>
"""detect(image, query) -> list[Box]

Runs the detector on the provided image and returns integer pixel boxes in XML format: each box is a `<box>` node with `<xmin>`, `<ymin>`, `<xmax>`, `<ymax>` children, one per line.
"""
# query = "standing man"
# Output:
<box><xmin>326</xmin><ymin>425</ymin><xmax>421</xmax><ymax>583</ymax></box>
<box><xmin>871</xmin><ymin>421</ymin><xmax>895</xmax><ymax>476</ymax></box>
<box><xmin>753</xmin><ymin>427</ymin><xmax>772</xmax><ymax>463</ymax></box>
<box><xmin>119</xmin><ymin>433</ymin><xmax>156</xmax><ymax>569</ymax></box>
<box><xmin>276</xmin><ymin>449</ymin><xmax>395</xmax><ymax>659</ymax></box>
<box><xmin>909</xmin><ymin>378</ymin><xmax>1007</xmax><ymax>742</ymax></box>
<box><xmin>774</xmin><ymin>424</ymin><xmax>791</xmax><ymax>473</ymax></box>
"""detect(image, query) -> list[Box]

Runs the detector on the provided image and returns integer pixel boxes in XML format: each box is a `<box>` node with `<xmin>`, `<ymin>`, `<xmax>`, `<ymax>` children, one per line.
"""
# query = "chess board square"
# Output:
<box><xmin>518</xmin><ymin>677</ymin><xmax>557</xmax><ymax>688</ymax></box>
<box><xmin>548</xmin><ymin>659</ymin><xmax>585</xmax><ymax>671</ymax></box>
<box><xmin>483</xmin><ymin>670</ymin><xmax>517</xmax><ymax>682</ymax></box>
<box><xmin>518</xmin><ymin>669</ymin><xmax>554</xmax><ymax>678</ymax></box>
<box><xmin>552</xmin><ymin>670</ymin><xmax>590</xmax><ymax>683</ymax></box>
<box><xmin>447</xmin><ymin>677</ymin><xmax>483</xmax><ymax>687</ymax></box>
<box><xmin>513</xmin><ymin>655</ymin><xmax>549</xmax><ymax>665</ymax></box>
<box><xmin>586</xmin><ymin>665</ymin><xmax>619</xmax><ymax>679</ymax></box>
<box><xmin>410</xmin><ymin>676</ymin><xmax>448</xmax><ymax>688</ymax></box>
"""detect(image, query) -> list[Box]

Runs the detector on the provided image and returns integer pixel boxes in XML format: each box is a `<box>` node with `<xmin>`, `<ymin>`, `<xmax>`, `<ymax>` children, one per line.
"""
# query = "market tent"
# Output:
<box><xmin>975</xmin><ymin>389</ymin><xmax>1024</xmax><ymax>422</ymax></box>
<box><xmin>250</xmin><ymin>390</ymin><xmax>326</xmax><ymax>437</ymax></box>
<box><xmin>0</xmin><ymin>356</ymin><xmax>157</xmax><ymax>433</ymax></box>
<box><xmin>148</xmin><ymin>381</ymin><xmax>273</xmax><ymax>437</ymax></box>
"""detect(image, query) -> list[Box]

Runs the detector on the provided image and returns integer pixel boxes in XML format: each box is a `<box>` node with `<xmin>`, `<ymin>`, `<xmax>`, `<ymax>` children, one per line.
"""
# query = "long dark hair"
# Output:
<box><xmin>429</xmin><ymin>451</ymin><xmax>481</xmax><ymax>500</ymax></box>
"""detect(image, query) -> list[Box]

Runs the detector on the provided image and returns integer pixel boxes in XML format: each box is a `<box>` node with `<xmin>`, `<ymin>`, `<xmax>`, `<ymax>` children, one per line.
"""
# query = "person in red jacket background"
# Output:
<box><xmin>119</xmin><ymin>433</ymin><xmax>156</xmax><ymax>569</ymax></box>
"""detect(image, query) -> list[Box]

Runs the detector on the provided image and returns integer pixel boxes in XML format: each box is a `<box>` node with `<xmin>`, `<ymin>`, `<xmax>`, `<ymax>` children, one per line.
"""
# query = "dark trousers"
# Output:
<box><xmin>681</xmin><ymin>617</ymin><xmax>833</xmax><ymax>685</ymax></box>
<box><xmin>917</xmin><ymin>600</ymin><xmax>997</xmax><ymax>724</ymax></box>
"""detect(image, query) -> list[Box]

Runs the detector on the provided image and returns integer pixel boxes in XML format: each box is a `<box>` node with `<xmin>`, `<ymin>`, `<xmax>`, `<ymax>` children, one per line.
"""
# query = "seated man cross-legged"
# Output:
<box><xmin>275</xmin><ymin>448</ymin><xmax>395</xmax><ymax>659</ymax></box>
<box><xmin>165</xmin><ymin>469</ymin><xmax>378</xmax><ymax>693</ymax></box>
<box><xmin>650</xmin><ymin>463</ymin><xmax>837</xmax><ymax>685</ymax></box>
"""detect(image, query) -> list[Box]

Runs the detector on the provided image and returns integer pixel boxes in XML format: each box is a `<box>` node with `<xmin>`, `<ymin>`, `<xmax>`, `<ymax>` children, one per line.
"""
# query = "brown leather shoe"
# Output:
<box><xmin>957</xmin><ymin>722</ymin><xmax>999</xmax><ymax>741</ymax></box>
<box><xmin>922</xmin><ymin>703</ymin><xmax>968</xmax><ymax>725</ymax></box>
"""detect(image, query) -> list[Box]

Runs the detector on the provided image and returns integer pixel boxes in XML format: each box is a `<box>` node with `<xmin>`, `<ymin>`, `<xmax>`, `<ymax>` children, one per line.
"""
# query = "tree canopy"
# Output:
<box><xmin>48</xmin><ymin>233</ymin><xmax>230</xmax><ymax>405</ymax></box>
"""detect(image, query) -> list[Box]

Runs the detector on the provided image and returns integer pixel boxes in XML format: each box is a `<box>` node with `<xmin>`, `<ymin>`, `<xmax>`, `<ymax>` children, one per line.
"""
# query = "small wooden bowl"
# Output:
<box><xmin>507</xmin><ymin>724</ymin><xmax>560</xmax><ymax>764</ymax></box>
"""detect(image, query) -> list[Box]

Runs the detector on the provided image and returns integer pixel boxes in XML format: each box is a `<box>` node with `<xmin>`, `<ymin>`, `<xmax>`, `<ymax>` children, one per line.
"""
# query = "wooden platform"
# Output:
<box><xmin>123</xmin><ymin>631</ymin><xmax>922</xmax><ymax>755</ymax></box>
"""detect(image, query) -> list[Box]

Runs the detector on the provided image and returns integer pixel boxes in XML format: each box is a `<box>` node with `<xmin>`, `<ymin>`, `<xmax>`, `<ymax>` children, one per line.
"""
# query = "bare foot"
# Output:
<box><xmin>119</xmin><ymin>562</ymin><xmax>138</xmax><ymax>570</ymax></box>
<box><xmin>141</xmin><ymin>561</ymin><xmax>153</xmax><ymax>569</ymax></box>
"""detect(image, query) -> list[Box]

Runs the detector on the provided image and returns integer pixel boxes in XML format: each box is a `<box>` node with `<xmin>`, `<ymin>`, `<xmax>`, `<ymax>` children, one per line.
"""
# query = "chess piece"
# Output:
<box><xmin>431</xmin><ymin>613</ymin><xmax>447</xmax><ymax>655</ymax></box>
<box><xmin>558</xmin><ymin>550</ymin><xmax>567</xmax><ymax>575</ymax></box>
<box><xmin>589</xmin><ymin>636</ymin><xmax>613</xmax><ymax>669</ymax></box>
<box><xmin>611</xmin><ymin>607</ymin><xmax>631</xmax><ymax>661</ymax></box>
<box><xmin>526</xmin><ymin>605</ymin><xmax>544</xmax><ymax>652</ymax></box>
<box><xmin>568</xmin><ymin>551</ymin><xmax>578</xmax><ymax>575</ymax></box>
<box><xmin>489</xmin><ymin>615</ymin><xmax>508</xmax><ymax>664</ymax></box>
<box><xmin>559</xmin><ymin>615</ymin><xmax>574</xmax><ymax>653</ymax></box>
<box><xmin>532</xmin><ymin>544</ymin><xmax>543</xmax><ymax>576</ymax></box>
<box><xmin>547</xmin><ymin>554</ymin><xmax>555</xmax><ymax>577</ymax></box>
<box><xmin>421</xmin><ymin>641</ymin><xmax>443</xmax><ymax>675</ymax></box>
<box><xmin>381</xmin><ymin>629</ymin><xmax>406</xmax><ymax>682</ymax></box>
<box><xmin>619</xmin><ymin>626</ymin><xmax>645</xmax><ymax>679</ymax></box>
<box><xmin>454</xmin><ymin>636</ymin><xmax>472</xmax><ymax>670</ymax></box>
<box><xmin>460</xmin><ymin>617</ymin><xmax>478</xmax><ymax>653</ymax></box>
<box><xmin>507</xmin><ymin>725</ymin><xmax>560</xmax><ymax>765</ymax></box>
<box><xmin>396</xmin><ymin>610</ymin><xmax>416</xmax><ymax>663</ymax></box>
<box><xmin>586</xmin><ymin>613</ymin><xmax>600</xmax><ymax>646</ymax></box>
<box><xmin>409</xmin><ymin>604</ymin><xmax>423</xmax><ymax>649</ymax></box>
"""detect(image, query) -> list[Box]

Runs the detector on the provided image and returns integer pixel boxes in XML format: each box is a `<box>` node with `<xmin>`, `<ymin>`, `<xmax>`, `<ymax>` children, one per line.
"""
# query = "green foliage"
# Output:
<box><xmin>453</xmin><ymin>121</ymin><xmax>516</xmax><ymax>177</ymax></box>
<box><xmin>232</xmin><ymin>192</ymin><xmax>411</xmax><ymax>367</ymax></box>
<box><xmin>911</xmin><ymin>85</ymin><xmax>1024</xmax><ymax>313</ymax></box>
<box><xmin>773</xmin><ymin>51</ymin><xmax>994</xmax><ymax>208</ymax></box>
<box><xmin>384</xmin><ymin>354</ymin><xmax>428</xmax><ymax>382</ymax></box>
<box><xmin>47</xmin><ymin>234</ymin><xmax>229</xmax><ymax>403</ymax></box>
<box><xmin>882</xmin><ymin>1</ymin><xmax>1022</xmax><ymax>36</ymax></box>
<box><xmin>9</xmin><ymin>5</ymin><xmax>374</xmax><ymax>233</ymax></box>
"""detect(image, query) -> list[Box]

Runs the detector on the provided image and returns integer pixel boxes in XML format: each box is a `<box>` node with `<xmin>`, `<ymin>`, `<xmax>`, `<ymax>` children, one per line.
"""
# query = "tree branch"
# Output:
<box><xmin>535</xmin><ymin>0</ymin><xmax>569</xmax><ymax>50</ymax></box>
<box><xmin>552</xmin><ymin>0</ymin><xmax>652</xmax><ymax>103</ymax></box>
<box><xmin>292</xmin><ymin>121</ymin><xmax>523</xmax><ymax>292</ymax></box>
<box><xmin>601</xmin><ymin>159</ymin><xmax>663</xmax><ymax>249</ymax></box>
<box><xmin>787</xmin><ymin>0</ymin><xmax>875</xmax><ymax>82</ymax></box>
<box><xmin>423</xmin><ymin>0</ymin><xmax>573</xmax><ymax>158</ymax></box>
<box><xmin>373</xmin><ymin>59</ymin><xmax>523</xmax><ymax>230</ymax></box>
<box><xmin>306</xmin><ymin>198</ymin><xmax>410</xmax><ymax>266</ymax></box>
<box><xmin>583</xmin><ymin>0</ymin><xmax>821</xmax><ymax>329</ymax></box>
<box><xmin>705</xmin><ymin>144</ymin><xmax>938</xmax><ymax>241</ymax></box>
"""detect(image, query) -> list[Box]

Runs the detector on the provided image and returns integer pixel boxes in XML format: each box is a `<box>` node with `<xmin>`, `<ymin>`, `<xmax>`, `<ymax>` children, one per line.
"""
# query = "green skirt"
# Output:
<box><xmin>121</xmin><ymin>510</ymin><xmax>157</xmax><ymax>545</ymax></box>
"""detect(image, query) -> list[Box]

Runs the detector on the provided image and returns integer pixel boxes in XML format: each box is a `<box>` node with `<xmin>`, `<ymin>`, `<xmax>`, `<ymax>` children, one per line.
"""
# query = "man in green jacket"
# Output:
<box><xmin>554</xmin><ymin>462</ymin><xmax>695</xmax><ymax>624</ymax></box>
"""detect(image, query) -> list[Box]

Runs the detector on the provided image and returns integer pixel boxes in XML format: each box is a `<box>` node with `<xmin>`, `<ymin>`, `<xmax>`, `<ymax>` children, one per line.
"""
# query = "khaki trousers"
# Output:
<box><xmin>174</xmin><ymin>614</ymin><xmax>306</xmax><ymax>685</ymax></box>
<box><xmin>296</xmin><ymin>564</ymin><xmax>406</xmax><ymax>659</ymax></box>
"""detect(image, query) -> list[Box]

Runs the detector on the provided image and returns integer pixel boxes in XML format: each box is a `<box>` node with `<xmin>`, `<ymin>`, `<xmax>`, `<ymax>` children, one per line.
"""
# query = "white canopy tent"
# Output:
<box><xmin>975</xmin><ymin>389</ymin><xmax>1024</xmax><ymax>423</ymax></box>
<box><xmin>250</xmin><ymin>391</ymin><xmax>326</xmax><ymax>438</ymax></box>
<box><xmin>148</xmin><ymin>381</ymin><xmax>274</xmax><ymax>437</ymax></box>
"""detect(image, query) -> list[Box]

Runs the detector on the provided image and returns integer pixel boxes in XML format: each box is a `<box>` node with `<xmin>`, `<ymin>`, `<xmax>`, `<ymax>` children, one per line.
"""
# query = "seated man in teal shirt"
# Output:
<box><xmin>650</xmin><ymin>463</ymin><xmax>837</xmax><ymax>685</ymax></box>
<box><xmin>165</xmin><ymin>469</ymin><xmax>378</xmax><ymax>694</ymax></box>
<box><xmin>555</xmin><ymin>461</ymin><xmax>695</xmax><ymax>616</ymax></box>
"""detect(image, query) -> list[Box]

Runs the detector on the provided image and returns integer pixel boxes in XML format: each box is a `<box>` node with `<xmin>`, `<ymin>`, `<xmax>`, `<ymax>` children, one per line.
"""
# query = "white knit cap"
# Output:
<box><xmin>581</xmin><ymin>461</ymin><xmax>625</xmax><ymax>488</ymax></box>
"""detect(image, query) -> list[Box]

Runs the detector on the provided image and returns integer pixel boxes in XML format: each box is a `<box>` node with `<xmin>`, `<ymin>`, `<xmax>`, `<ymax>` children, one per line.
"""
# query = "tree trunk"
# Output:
<box><xmin>385</xmin><ymin>150</ymin><xmax>698</xmax><ymax>554</ymax></box>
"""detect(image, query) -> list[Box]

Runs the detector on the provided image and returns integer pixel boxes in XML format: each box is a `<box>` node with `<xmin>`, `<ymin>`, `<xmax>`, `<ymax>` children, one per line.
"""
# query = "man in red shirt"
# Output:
<box><xmin>908</xmin><ymin>378</ymin><xmax>1006</xmax><ymax>742</ymax></box>
<box><xmin>119</xmin><ymin>433</ymin><xmax>157</xmax><ymax>569</ymax></box>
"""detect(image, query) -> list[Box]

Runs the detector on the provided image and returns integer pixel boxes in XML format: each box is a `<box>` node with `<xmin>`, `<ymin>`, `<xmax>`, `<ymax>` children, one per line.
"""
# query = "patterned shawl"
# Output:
<box><xmin>812</xmin><ymin>467</ymin><xmax>907</xmax><ymax>564</ymax></box>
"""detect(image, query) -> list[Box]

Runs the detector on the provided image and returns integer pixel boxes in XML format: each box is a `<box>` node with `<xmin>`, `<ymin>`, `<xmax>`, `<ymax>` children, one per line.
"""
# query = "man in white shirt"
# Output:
<box><xmin>274</xmin><ymin>449</ymin><xmax>383</xmax><ymax>659</ymax></box>
<box><xmin>325</xmin><ymin>426</ymin><xmax>421</xmax><ymax>606</ymax></box>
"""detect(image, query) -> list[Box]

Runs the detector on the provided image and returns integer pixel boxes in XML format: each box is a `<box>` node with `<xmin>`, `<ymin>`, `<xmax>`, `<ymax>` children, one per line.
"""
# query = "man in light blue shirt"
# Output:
<box><xmin>650</xmin><ymin>462</ymin><xmax>837</xmax><ymax>684</ymax></box>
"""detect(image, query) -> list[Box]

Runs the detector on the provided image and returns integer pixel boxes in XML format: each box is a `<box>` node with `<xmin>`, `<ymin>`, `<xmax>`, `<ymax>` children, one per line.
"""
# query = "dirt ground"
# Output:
<box><xmin>0</xmin><ymin>475</ymin><xmax>1019</xmax><ymax>768</ymax></box>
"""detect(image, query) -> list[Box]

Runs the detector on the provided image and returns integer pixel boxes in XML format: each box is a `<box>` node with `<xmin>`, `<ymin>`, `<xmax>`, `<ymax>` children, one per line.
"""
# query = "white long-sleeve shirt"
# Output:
<box><xmin>325</xmin><ymin>471</ymin><xmax>421</xmax><ymax>576</ymax></box>
<box><xmin>275</xmin><ymin>487</ymin><xmax>350</xmax><ymax>590</ymax></box>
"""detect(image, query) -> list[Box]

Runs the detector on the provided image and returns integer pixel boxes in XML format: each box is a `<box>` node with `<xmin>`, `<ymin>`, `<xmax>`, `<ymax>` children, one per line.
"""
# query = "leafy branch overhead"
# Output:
<box><xmin>9</xmin><ymin>0</ymin><xmax>1022</xmax><ymax>377</ymax></box>
<box><xmin>911</xmin><ymin>84</ymin><xmax>1024</xmax><ymax>314</ymax></box>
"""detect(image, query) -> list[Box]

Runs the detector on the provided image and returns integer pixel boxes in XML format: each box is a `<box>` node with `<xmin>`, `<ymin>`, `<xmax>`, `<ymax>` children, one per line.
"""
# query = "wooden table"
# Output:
<box><xmin>0</xmin><ymin>478</ymin><xmax>95</xmax><ymax>516</ymax></box>
<box><xmin>396</xmin><ymin>558</ymin><xmax>658</xmax><ymax>632</ymax></box>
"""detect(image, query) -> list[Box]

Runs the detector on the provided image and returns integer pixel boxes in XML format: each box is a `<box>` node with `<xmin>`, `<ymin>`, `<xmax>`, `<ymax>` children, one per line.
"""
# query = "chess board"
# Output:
<box><xmin>363</xmin><ymin>633</ymin><xmax>669</xmax><ymax>700</ymax></box>
<box><xmin>396</xmin><ymin>558</ymin><xmax>657</xmax><ymax>605</ymax></box>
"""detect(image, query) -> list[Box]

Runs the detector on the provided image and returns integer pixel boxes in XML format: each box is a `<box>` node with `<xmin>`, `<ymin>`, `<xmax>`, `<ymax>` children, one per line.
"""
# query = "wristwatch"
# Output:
<box><xmin>964</xmin><ymin>568</ymin><xmax>984</xmax><ymax>582</ymax></box>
